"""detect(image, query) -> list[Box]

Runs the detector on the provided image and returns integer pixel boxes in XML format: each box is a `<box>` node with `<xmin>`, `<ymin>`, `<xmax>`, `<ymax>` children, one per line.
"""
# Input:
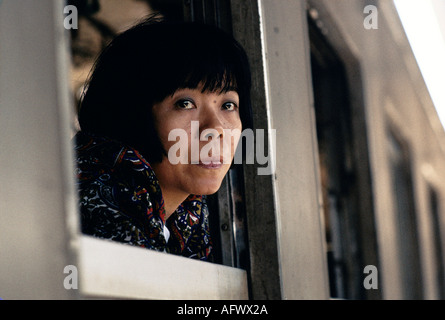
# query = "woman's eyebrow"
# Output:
<box><xmin>223</xmin><ymin>88</ymin><xmax>240</xmax><ymax>96</ymax></box>
<box><xmin>169</xmin><ymin>88</ymin><xmax>195</xmax><ymax>97</ymax></box>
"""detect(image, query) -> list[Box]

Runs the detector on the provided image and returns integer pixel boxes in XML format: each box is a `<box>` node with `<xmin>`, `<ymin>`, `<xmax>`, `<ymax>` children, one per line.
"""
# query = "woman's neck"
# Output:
<box><xmin>151</xmin><ymin>160</ymin><xmax>190</xmax><ymax>220</ymax></box>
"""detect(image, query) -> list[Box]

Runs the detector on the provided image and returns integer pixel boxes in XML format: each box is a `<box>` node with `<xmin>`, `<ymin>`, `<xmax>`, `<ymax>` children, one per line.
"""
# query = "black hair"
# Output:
<box><xmin>78</xmin><ymin>14</ymin><xmax>252</xmax><ymax>163</ymax></box>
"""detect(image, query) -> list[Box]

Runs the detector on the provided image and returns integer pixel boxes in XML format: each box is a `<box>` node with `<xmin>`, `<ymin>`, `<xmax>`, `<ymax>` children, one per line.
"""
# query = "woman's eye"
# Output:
<box><xmin>222</xmin><ymin>102</ymin><xmax>238</xmax><ymax>111</ymax></box>
<box><xmin>175</xmin><ymin>99</ymin><xmax>195</xmax><ymax>110</ymax></box>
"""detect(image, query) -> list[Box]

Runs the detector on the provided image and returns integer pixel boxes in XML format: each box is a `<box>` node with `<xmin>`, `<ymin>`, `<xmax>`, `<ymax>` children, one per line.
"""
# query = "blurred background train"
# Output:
<box><xmin>1</xmin><ymin>0</ymin><xmax>445</xmax><ymax>300</ymax></box>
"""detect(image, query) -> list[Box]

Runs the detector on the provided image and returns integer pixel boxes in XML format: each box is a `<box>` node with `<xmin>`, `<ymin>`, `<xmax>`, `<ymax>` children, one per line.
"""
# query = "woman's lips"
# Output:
<box><xmin>197</xmin><ymin>158</ymin><xmax>223</xmax><ymax>169</ymax></box>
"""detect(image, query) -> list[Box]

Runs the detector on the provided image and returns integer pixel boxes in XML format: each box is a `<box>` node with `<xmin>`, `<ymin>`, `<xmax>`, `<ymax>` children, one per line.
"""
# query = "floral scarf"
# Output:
<box><xmin>74</xmin><ymin>131</ymin><xmax>212</xmax><ymax>261</ymax></box>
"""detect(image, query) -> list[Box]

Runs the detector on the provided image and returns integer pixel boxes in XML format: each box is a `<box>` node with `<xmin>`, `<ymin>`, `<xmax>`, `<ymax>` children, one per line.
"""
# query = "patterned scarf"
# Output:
<box><xmin>74</xmin><ymin>131</ymin><xmax>212</xmax><ymax>261</ymax></box>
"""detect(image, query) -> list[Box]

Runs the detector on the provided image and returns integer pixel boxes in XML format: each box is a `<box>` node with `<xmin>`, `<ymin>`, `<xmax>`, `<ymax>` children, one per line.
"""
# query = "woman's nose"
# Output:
<box><xmin>199</xmin><ymin>108</ymin><xmax>225</xmax><ymax>138</ymax></box>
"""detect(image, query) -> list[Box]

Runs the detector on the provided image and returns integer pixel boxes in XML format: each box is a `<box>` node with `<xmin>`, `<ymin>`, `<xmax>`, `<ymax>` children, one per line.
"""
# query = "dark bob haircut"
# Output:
<box><xmin>78</xmin><ymin>15</ymin><xmax>252</xmax><ymax>164</ymax></box>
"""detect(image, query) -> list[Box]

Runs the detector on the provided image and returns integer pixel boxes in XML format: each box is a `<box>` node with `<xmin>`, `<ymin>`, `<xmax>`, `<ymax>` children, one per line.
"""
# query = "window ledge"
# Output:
<box><xmin>78</xmin><ymin>236</ymin><xmax>249</xmax><ymax>300</ymax></box>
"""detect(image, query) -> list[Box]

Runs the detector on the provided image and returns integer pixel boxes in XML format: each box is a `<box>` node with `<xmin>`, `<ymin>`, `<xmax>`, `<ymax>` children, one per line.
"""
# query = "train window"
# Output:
<box><xmin>308</xmin><ymin>13</ymin><xmax>378</xmax><ymax>299</ymax></box>
<box><xmin>386</xmin><ymin>130</ymin><xmax>423</xmax><ymax>299</ymax></box>
<box><xmin>68</xmin><ymin>0</ymin><xmax>250</xmax><ymax>299</ymax></box>
<box><xmin>427</xmin><ymin>185</ymin><xmax>445</xmax><ymax>299</ymax></box>
<box><xmin>70</xmin><ymin>0</ymin><xmax>249</xmax><ymax>270</ymax></box>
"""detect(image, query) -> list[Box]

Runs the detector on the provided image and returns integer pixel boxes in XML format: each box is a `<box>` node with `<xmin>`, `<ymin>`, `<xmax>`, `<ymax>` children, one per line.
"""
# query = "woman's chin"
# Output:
<box><xmin>188</xmin><ymin>179</ymin><xmax>224</xmax><ymax>196</ymax></box>
<box><xmin>186</xmin><ymin>164</ymin><xmax>231</xmax><ymax>195</ymax></box>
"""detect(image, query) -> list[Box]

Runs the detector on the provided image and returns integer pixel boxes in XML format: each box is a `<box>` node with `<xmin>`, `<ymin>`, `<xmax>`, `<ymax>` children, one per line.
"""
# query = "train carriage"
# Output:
<box><xmin>1</xmin><ymin>0</ymin><xmax>445</xmax><ymax>300</ymax></box>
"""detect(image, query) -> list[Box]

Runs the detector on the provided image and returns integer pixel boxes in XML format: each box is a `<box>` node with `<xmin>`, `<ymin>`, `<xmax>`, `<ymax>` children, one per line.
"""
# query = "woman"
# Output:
<box><xmin>74</xmin><ymin>15</ymin><xmax>252</xmax><ymax>262</ymax></box>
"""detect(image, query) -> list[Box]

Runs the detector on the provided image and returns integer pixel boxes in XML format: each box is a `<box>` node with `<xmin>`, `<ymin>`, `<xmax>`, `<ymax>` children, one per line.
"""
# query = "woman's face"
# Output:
<box><xmin>151</xmin><ymin>86</ymin><xmax>242</xmax><ymax>198</ymax></box>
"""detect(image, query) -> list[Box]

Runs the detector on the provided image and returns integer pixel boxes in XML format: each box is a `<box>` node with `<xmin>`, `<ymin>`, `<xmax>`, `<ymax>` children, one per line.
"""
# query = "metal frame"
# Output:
<box><xmin>231</xmin><ymin>0</ymin><xmax>330</xmax><ymax>299</ymax></box>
